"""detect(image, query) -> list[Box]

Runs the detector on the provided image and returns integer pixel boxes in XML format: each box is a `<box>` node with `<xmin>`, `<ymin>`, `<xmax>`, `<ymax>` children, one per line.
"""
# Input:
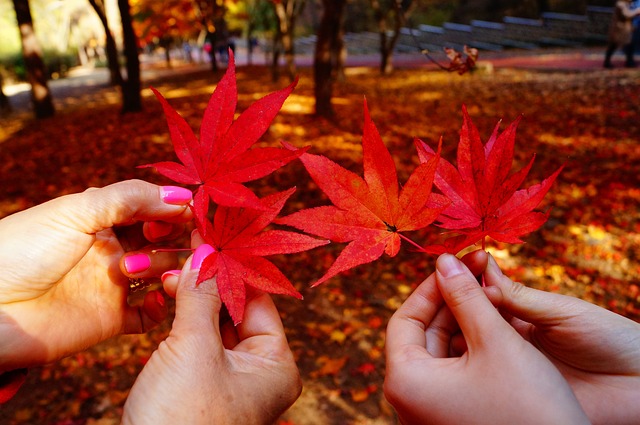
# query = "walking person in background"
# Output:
<box><xmin>0</xmin><ymin>71</ymin><xmax>10</xmax><ymax>112</ymax></box>
<box><xmin>629</xmin><ymin>0</ymin><xmax>640</xmax><ymax>64</ymax></box>
<box><xmin>604</xmin><ymin>0</ymin><xmax>640</xmax><ymax>68</ymax></box>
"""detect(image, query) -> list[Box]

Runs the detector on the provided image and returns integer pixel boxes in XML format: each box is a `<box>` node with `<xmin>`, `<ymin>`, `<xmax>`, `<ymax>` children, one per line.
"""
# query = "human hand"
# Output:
<box><xmin>0</xmin><ymin>180</ymin><xmax>192</xmax><ymax>371</ymax></box>
<box><xmin>384</xmin><ymin>252</ymin><xmax>590</xmax><ymax>425</ymax></box>
<box><xmin>122</xmin><ymin>240</ymin><xmax>302</xmax><ymax>425</ymax></box>
<box><xmin>484</xmin><ymin>255</ymin><xmax>640</xmax><ymax>425</ymax></box>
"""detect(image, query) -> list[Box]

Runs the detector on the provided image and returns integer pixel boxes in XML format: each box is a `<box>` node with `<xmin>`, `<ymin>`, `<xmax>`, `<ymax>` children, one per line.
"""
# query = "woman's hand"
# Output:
<box><xmin>384</xmin><ymin>252</ymin><xmax>589</xmax><ymax>425</ymax></box>
<box><xmin>0</xmin><ymin>180</ymin><xmax>192</xmax><ymax>371</ymax></box>
<box><xmin>484</xmin><ymin>255</ymin><xmax>640</xmax><ymax>425</ymax></box>
<box><xmin>123</xmin><ymin>241</ymin><xmax>302</xmax><ymax>425</ymax></box>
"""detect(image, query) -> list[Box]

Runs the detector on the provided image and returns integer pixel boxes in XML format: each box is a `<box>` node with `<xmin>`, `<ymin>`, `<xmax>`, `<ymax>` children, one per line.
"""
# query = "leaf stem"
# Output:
<box><xmin>151</xmin><ymin>248</ymin><xmax>195</xmax><ymax>254</ymax></box>
<box><xmin>398</xmin><ymin>233</ymin><xmax>427</xmax><ymax>253</ymax></box>
<box><xmin>480</xmin><ymin>236</ymin><xmax>486</xmax><ymax>286</ymax></box>
<box><xmin>420</xmin><ymin>50</ymin><xmax>451</xmax><ymax>71</ymax></box>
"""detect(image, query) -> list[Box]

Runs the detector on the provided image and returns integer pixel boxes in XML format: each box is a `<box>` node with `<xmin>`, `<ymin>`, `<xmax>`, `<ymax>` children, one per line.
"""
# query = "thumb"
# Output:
<box><xmin>58</xmin><ymin>180</ymin><xmax>193</xmax><ymax>233</ymax></box>
<box><xmin>435</xmin><ymin>254</ymin><xmax>510</xmax><ymax>348</ymax></box>
<box><xmin>172</xmin><ymin>244</ymin><xmax>222</xmax><ymax>336</ymax></box>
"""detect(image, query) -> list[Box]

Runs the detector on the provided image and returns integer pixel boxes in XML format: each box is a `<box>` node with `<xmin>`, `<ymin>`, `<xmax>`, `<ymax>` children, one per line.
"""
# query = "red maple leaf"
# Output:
<box><xmin>140</xmin><ymin>50</ymin><xmax>305</xmax><ymax>217</ymax></box>
<box><xmin>194</xmin><ymin>188</ymin><xmax>329</xmax><ymax>325</ymax></box>
<box><xmin>444</xmin><ymin>45</ymin><xmax>478</xmax><ymax>75</ymax></box>
<box><xmin>277</xmin><ymin>100</ymin><xmax>449</xmax><ymax>286</ymax></box>
<box><xmin>416</xmin><ymin>106</ymin><xmax>563</xmax><ymax>254</ymax></box>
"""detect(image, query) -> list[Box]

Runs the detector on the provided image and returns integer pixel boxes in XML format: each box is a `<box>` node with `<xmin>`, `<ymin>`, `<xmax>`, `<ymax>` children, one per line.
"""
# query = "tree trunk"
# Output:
<box><xmin>371</xmin><ymin>0</ymin><xmax>408</xmax><ymax>75</ymax></box>
<box><xmin>87</xmin><ymin>0</ymin><xmax>123</xmax><ymax>86</ymax></box>
<box><xmin>0</xmin><ymin>71</ymin><xmax>10</xmax><ymax>112</ymax></box>
<box><xmin>281</xmin><ymin>31</ymin><xmax>295</xmax><ymax>81</ymax></box>
<box><xmin>537</xmin><ymin>0</ymin><xmax>550</xmax><ymax>13</ymax></box>
<box><xmin>379</xmin><ymin>32</ymin><xmax>394</xmax><ymax>74</ymax></box>
<box><xmin>271</xmin><ymin>0</ymin><xmax>304</xmax><ymax>82</ymax></box>
<box><xmin>271</xmin><ymin>33</ymin><xmax>281</xmax><ymax>81</ymax></box>
<box><xmin>118</xmin><ymin>0</ymin><xmax>142</xmax><ymax>113</ymax></box>
<box><xmin>333</xmin><ymin>21</ymin><xmax>347</xmax><ymax>81</ymax></box>
<box><xmin>160</xmin><ymin>36</ymin><xmax>172</xmax><ymax>68</ymax></box>
<box><xmin>191</xmin><ymin>0</ymin><xmax>220</xmax><ymax>72</ymax></box>
<box><xmin>247</xmin><ymin>22</ymin><xmax>255</xmax><ymax>65</ymax></box>
<box><xmin>206</xmin><ymin>31</ymin><xmax>219</xmax><ymax>72</ymax></box>
<box><xmin>12</xmin><ymin>0</ymin><xmax>54</xmax><ymax>119</ymax></box>
<box><xmin>314</xmin><ymin>0</ymin><xmax>346</xmax><ymax>118</ymax></box>
<box><xmin>282</xmin><ymin>0</ymin><xmax>298</xmax><ymax>81</ymax></box>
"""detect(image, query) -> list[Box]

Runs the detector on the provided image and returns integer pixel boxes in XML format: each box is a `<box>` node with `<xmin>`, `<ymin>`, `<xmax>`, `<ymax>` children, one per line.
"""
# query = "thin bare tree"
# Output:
<box><xmin>12</xmin><ymin>0</ymin><xmax>54</xmax><ymax>118</ymax></box>
<box><xmin>87</xmin><ymin>0</ymin><xmax>123</xmax><ymax>86</ymax></box>
<box><xmin>314</xmin><ymin>0</ymin><xmax>347</xmax><ymax>118</ymax></box>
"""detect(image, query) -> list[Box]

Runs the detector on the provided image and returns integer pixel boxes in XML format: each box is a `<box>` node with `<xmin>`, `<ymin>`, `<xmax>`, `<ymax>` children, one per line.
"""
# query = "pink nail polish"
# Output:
<box><xmin>191</xmin><ymin>244</ymin><xmax>215</xmax><ymax>270</ymax></box>
<box><xmin>148</xmin><ymin>221</ymin><xmax>172</xmax><ymax>239</ymax></box>
<box><xmin>161</xmin><ymin>186</ymin><xmax>193</xmax><ymax>205</ymax></box>
<box><xmin>124</xmin><ymin>253</ymin><xmax>151</xmax><ymax>274</ymax></box>
<box><xmin>161</xmin><ymin>270</ymin><xmax>181</xmax><ymax>283</ymax></box>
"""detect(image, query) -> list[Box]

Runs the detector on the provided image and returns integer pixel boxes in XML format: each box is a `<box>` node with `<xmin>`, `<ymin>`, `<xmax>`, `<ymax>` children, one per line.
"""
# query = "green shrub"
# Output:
<box><xmin>0</xmin><ymin>49</ymin><xmax>80</xmax><ymax>83</ymax></box>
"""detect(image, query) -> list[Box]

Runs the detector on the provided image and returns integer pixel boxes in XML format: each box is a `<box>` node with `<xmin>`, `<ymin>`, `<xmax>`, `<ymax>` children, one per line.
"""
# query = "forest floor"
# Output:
<box><xmin>1</xmin><ymin>49</ymin><xmax>639</xmax><ymax>424</ymax></box>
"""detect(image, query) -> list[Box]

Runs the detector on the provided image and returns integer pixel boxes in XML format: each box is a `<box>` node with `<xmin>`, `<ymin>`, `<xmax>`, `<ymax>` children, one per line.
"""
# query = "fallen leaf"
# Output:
<box><xmin>310</xmin><ymin>356</ymin><xmax>349</xmax><ymax>378</ymax></box>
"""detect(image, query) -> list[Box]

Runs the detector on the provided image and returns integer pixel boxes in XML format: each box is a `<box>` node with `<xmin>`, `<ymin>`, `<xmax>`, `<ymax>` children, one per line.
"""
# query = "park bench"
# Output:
<box><xmin>585</xmin><ymin>6</ymin><xmax>615</xmax><ymax>43</ymax></box>
<box><xmin>539</xmin><ymin>12</ymin><xmax>588</xmax><ymax>47</ymax></box>
<box><xmin>470</xmin><ymin>20</ymin><xmax>506</xmax><ymax>51</ymax></box>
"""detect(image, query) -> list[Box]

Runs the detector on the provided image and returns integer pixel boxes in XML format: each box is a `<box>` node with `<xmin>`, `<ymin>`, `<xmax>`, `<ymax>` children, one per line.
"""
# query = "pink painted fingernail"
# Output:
<box><xmin>191</xmin><ymin>244</ymin><xmax>215</xmax><ymax>270</ymax></box>
<box><xmin>124</xmin><ymin>253</ymin><xmax>151</xmax><ymax>274</ymax></box>
<box><xmin>148</xmin><ymin>221</ymin><xmax>172</xmax><ymax>239</ymax></box>
<box><xmin>161</xmin><ymin>186</ymin><xmax>193</xmax><ymax>205</ymax></box>
<box><xmin>161</xmin><ymin>270</ymin><xmax>181</xmax><ymax>283</ymax></box>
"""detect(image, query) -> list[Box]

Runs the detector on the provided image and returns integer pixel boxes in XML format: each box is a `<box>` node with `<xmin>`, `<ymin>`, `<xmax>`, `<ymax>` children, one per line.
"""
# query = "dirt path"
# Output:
<box><xmin>2</xmin><ymin>46</ymin><xmax>614</xmax><ymax>116</ymax></box>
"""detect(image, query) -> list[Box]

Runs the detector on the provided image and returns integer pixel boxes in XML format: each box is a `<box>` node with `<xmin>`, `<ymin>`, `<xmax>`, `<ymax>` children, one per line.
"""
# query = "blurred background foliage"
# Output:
<box><xmin>0</xmin><ymin>0</ymin><xmax>616</xmax><ymax>81</ymax></box>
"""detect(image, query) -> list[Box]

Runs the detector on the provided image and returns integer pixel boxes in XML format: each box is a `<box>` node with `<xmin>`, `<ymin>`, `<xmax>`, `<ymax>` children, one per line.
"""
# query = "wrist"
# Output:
<box><xmin>122</xmin><ymin>400</ymin><xmax>233</xmax><ymax>425</ymax></box>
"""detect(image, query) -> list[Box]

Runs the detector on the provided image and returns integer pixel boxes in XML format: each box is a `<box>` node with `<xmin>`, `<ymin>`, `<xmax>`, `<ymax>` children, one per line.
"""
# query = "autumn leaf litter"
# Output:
<box><xmin>0</xmin><ymin>63</ymin><xmax>639</xmax><ymax>424</ymax></box>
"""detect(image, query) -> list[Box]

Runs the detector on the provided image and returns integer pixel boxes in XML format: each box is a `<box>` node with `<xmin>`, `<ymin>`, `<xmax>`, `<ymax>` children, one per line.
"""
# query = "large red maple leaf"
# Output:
<box><xmin>416</xmin><ymin>105</ymin><xmax>563</xmax><ymax>254</ymax></box>
<box><xmin>194</xmin><ymin>188</ymin><xmax>329</xmax><ymax>325</ymax></box>
<box><xmin>277</xmin><ymin>100</ymin><xmax>449</xmax><ymax>286</ymax></box>
<box><xmin>140</xmin><ymin>50</ymin><xmax>305</xmax><ymax>218</ymax></box>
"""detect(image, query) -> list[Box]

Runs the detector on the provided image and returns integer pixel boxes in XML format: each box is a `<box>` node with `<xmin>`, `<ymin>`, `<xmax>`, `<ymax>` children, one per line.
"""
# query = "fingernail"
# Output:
<box><xmin>161</xmin><ymin>269</ymin><xmax>181</xmax><ymax>283</ymax></box>
<box><xmin>487</xmin><ymin>254</ymin><xmax>503</xmax><ymax>275</ymax></box>
<box><xmin>148</xmin><ymin>221</ymin><xmax>172</xmax><ymax>239</ymax></box>
<box><xmin>161</xmin><ymin>186</ymin><xmax>193</xmax><ymax>205</ymax></box>
<box><xmin>124</xmin><ymin>253</ymin><xmax>151</xmax><ymax>274</ymax></box>
<box><xmin>155</xmin><ymin>291</ymin><xmax>166</xmax><ymax>307</ymax></box>
<box><xmin>191</xmin><ymin>244</ymin><xmax>215</xmax><ymax>270</ymax></box>
<box><xmin>437</xmin><ymin>254</ymin><xmax>465</xmax><ymax>278</ymax></box>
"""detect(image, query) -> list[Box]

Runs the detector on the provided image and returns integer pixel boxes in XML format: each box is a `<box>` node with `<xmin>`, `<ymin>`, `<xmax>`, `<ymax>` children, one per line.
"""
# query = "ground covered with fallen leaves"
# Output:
<box><xmin>1</xmin><ymin>57</ymin><xmax>639</xmax><ymax>424</ymax></box>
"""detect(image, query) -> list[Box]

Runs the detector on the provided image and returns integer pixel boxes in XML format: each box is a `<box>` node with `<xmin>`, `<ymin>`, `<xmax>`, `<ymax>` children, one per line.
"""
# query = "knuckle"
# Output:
<box><xmin>445</xmin><ymin>278</ymin><xmax>483</xmax><ymax>308</ymax></box>
<box><xmin>507</xmin><ymin>279</ymin><xmax>529</xmax><ymax>300</ymax></box>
